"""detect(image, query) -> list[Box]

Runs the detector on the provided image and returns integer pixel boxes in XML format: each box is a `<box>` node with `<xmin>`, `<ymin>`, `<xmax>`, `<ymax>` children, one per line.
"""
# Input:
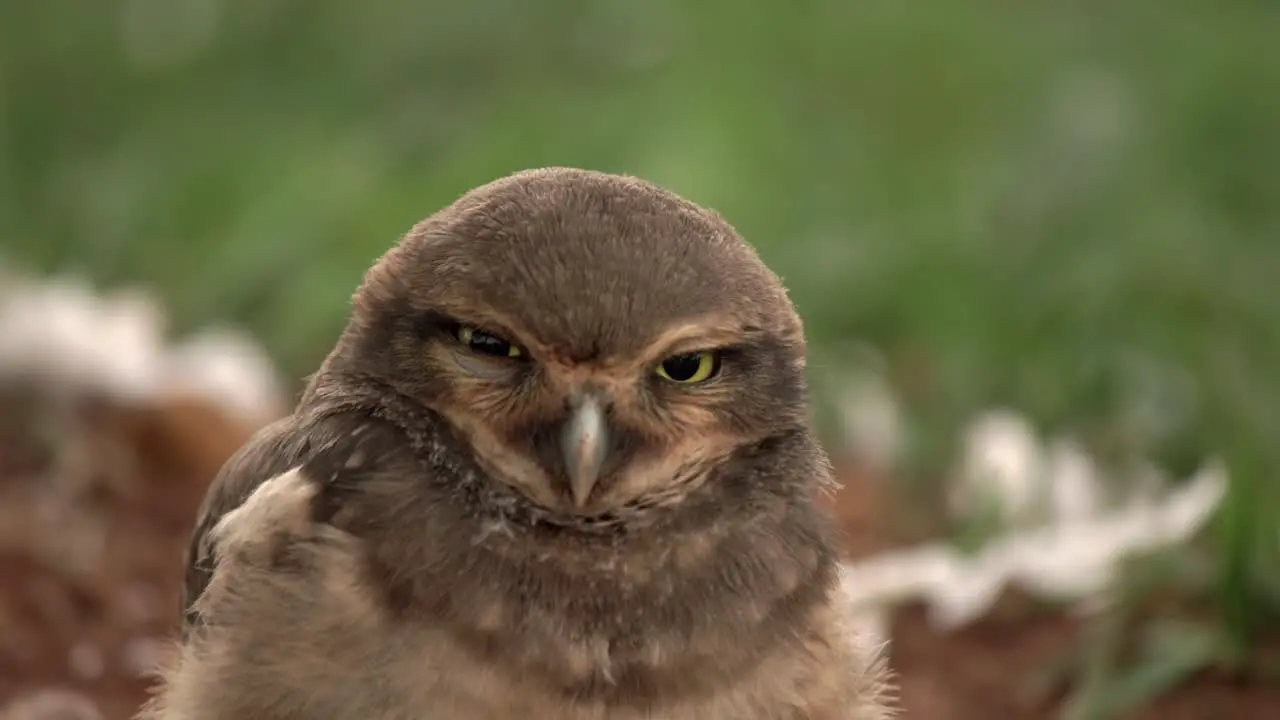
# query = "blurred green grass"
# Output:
<box><xmin>2</xmin><ymin>0</ymin><xmax>1279</xmax><ymax>705</ymax></box>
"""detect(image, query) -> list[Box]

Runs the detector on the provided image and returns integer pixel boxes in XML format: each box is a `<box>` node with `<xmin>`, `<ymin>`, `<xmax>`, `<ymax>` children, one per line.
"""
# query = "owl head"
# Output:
<box><xmin>324</xmin><ymin>168</ymin><xmax>815</xmax><ymax>521</ymax></box>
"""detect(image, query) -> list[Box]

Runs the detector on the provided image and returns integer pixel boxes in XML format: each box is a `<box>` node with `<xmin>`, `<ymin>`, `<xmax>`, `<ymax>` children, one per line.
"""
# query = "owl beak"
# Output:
<box><xmin>561</xmin><ymin>393</ymin><xmax>610</xmax><ymax>509</ymax></box>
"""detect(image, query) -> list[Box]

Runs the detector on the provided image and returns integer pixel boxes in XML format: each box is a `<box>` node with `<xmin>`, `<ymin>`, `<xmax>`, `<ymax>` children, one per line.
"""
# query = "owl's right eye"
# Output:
<box><xmin>455</xmin><ymin>324</ymin><xmax>524</xmax><ymax>359</ymax></box>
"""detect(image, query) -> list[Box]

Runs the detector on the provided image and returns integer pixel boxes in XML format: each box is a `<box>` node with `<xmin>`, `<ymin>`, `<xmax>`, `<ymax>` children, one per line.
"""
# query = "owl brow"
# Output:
<box><xmin>643</xmin><ymin>318</ymin><xmax>748</xmax><ymax>356</ymax></box>
<box><xmin>416</xmin><ymin>310</ymin><xmax>525</xmax><ymax>345</ymax></box>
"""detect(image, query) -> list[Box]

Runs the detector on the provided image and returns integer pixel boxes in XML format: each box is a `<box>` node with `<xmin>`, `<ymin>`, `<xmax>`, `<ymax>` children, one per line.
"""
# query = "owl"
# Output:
<box><xmin>140</xmin><ymin>168</ymin><xmax>893</xmax><ymax>720</ymax></box>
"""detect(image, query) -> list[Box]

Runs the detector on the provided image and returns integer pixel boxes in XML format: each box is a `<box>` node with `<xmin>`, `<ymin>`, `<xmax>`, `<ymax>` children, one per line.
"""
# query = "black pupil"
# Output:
<box><xmin>468</xmin><ymin>331</ymin><xmax>512</xmax><ymax>356</ymax></box>
<box><xmin>662</xmin><ymin>353</ymin><xmax>704</xmax><ymax>381</ymax></box>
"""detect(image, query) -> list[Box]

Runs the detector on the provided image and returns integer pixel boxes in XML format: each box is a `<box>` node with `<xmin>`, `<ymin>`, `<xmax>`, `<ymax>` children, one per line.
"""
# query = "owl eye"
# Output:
<box><xmin>455</xmin><ymin>325</ymin><xmax>523</xmax><ymax>359</ymax></box>
<box><xmin>656</xmin><ymin>351</ymin><xmax>720</xmax><ymax>384</ymax></box>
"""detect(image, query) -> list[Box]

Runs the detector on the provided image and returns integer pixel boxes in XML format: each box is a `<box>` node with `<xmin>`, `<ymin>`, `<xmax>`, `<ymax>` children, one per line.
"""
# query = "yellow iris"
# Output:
<box><xmin>656</xmin><ymin>351</ymin><xmax>719</xmax><ymax>384</ymax></box>
<box><xmin>456</xmin><ymin>325</ymin><xmax>523</xmax><ymax>358</ymax></box>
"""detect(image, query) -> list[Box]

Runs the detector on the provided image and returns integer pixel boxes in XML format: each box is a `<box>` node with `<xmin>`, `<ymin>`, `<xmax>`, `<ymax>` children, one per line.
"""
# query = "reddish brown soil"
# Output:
<box><xmin>1</xmin><ymin>389</ymin><xmax>1276</xmax><ymax>719</ymax></box>
<box><xmin>0</xmin><ymin>390</ymin><xmax>256</xmax><ymax>719</ymax></box>
<box><xmin>823</xmin><ymin>462</ymin><xmax>1280</xmax><ymax>720</ymax></box>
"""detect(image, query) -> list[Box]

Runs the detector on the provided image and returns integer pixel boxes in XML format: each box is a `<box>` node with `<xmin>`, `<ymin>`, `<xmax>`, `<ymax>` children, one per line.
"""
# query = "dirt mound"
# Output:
<box><xmin>823</xmin><ymin>463</ymin><xmax>1280</xmax><ymax>720</ymax></box>
<box><xmin>0</xmin><ymin>388</ymin><xmax>255</xmax><ymax>720</ymax></box>
<box><xmin>2</xmin><ymin>389</ymin><xmax>1277</xmax><ymax>719</ymax></box>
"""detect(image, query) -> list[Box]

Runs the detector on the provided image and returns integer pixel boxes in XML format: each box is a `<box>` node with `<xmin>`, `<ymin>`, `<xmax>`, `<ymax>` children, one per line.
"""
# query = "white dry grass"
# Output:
<box><xmin>836</xmin><ymin>375</ymin><xmax>1227</xmax><ymax>633</ymax></box>
<box><xmin>838</xmin><ymin>461</ymin><xmax>1226</xmax><ymax>629</ymax></box>
<box><xmin>0</xmin><ymin>269</ymin><xmax>285</xmax><ymax>425</ymax></box>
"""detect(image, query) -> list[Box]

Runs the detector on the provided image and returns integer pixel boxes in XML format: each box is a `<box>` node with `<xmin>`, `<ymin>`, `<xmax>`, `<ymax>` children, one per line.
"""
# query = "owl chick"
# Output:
<box><xmin>140</xmin><ymin>168</ymin><xmax>894</xmax><ymax>720</ymax></box>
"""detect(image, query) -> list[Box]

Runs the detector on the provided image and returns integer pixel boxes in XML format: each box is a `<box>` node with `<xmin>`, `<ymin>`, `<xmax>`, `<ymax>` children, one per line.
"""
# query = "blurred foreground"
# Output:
<box><xmin>0</xmin><ymin>277</ymin><xmax>1275</xmax><ymax>720</ymax></box>
<box><xmin>0</xmin><ymin>274</ymin><xmax>275</xmax><ymax>720</ymax></box>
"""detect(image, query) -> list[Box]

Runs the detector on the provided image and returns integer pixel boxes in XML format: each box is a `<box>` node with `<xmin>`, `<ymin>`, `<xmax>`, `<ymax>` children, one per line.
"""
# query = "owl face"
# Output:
<box><xmin>344</xmin><ymin>168</ymin><xmax>810</xmax><ymax>518</ymax></box>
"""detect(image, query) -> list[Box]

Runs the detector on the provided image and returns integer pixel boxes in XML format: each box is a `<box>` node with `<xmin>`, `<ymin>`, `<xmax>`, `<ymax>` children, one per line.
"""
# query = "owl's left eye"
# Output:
<box><xmin>656</xmin><ymin>350</ymin><xmax>720</xmax><ymax>384</ymax></box>
<box><xmin>455</xmin><ymin>325</ymin><xmax>524</xmax><ymax>359</ymax></box>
